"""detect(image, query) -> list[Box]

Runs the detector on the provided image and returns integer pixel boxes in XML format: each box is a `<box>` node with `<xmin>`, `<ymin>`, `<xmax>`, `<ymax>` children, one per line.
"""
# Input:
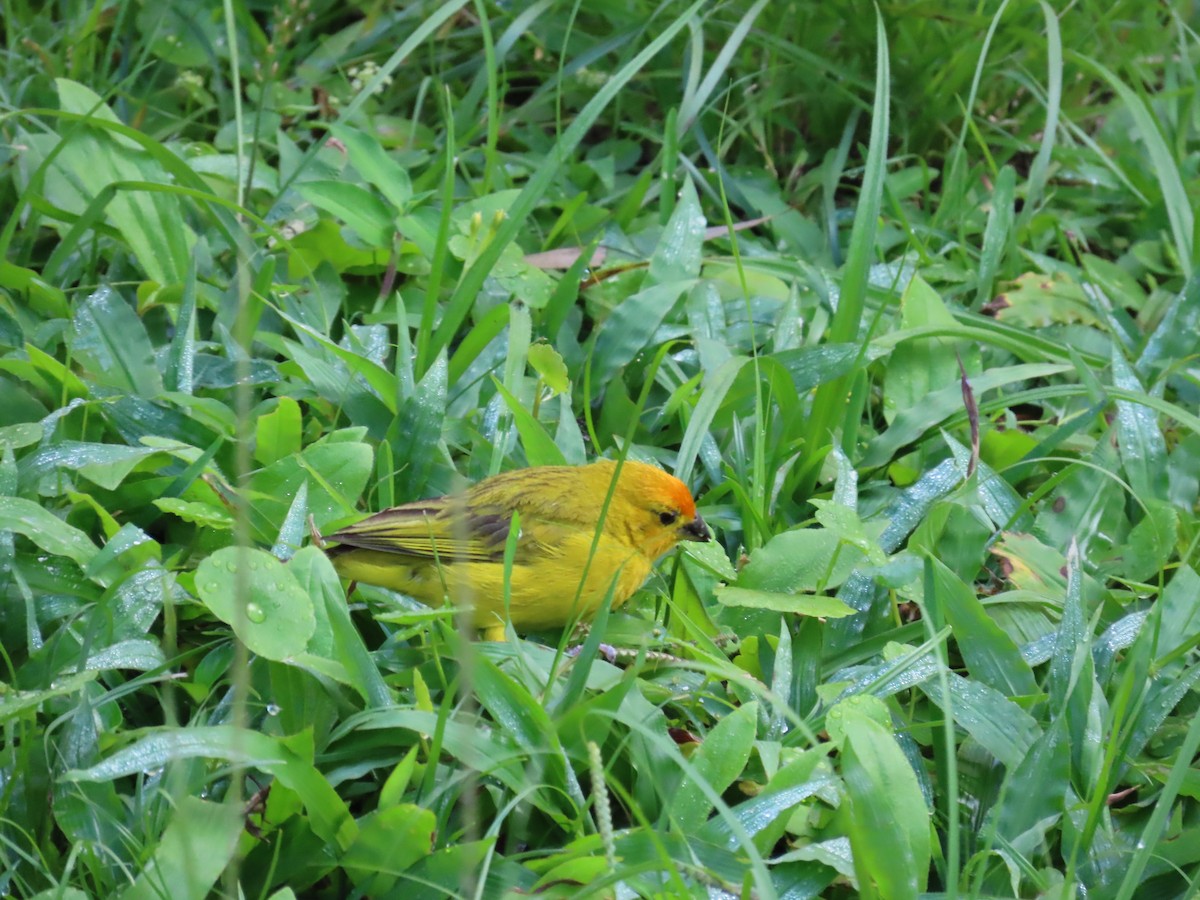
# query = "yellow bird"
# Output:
<box><xmin>324</xmin><ymin>459</ymin><xmax>710</xmax><ymax>640</ymax></box>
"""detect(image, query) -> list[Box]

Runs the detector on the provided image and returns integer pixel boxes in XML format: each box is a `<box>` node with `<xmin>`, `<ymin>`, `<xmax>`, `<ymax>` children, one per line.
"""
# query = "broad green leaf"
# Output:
<box><xmin>839</xmin><ymin>704</ymin><xmax>931</xmax><ymax>899</ymax></box>
<box><xmin>1033</xmin><ymin>441</ymin><xmax>1122</xmax><ymax>557</ymax></box>
<box><xmin>195</xmin><ymin>547</ymin><xmax>316</xmax><ymax>661</ymax></box>
<box><xmin>716</xmin><ymin>587</ymin><xmax>854</xmax><ymax>618</ymax></box>
<box><xmin>378</xmin><ymin>746</ymin><xmax>420</xmax><ymax>809</ymax></box>
<box><xmin>648</xmin><ymin>177</ymin><xmax>705</xmax><ymax>285</ymax></box>
<box><xmin>118</xmin><ymin>798</ymin><xmax>243</xmax><ymax>900</ymax></box>
<box><xmin>825</xmin><ymin>693</ymin><xmax>892</xmax><ymax>743</ymax></box>
<box><xmin>392</xmin><ymin>353</ymin><xmax>447</xmax><ymax>499</ymax></box>
<box><xmin>988</xmin><ymin>532</ymin><xmax>1106</xmax><ymax>606</ymax></box>
<box><xmin>1125</xmin><ymin>662</ymin><xmax>1200</xmax><ymax>765</ymax></box>
<box><xmin>298</xmin><ymin>180</ymin><xmax>394</xmax><ymax>247</ymax></box>
<box><xmin>334</xmin><ymin>708</ymin><xmax>533</xmax><ymax>799</ymax></box>
<box><xmin>26</xmin><ymin>439</ymin><xmax>164</xmax><ymax>491</ymax></box>
<box><xmin>248</xmin><ymin>429</ymin><xmax>373</xmax><ymax>537</ymax></box>
<box><xmin>992</xmin><ymin>271</ymin><xmax>1103</xmax><ymax>327</ymax></box>
<box><xmin>741</xmin><ymin>746</ymin><xmax>830</xmax><ymax>852</ymax></box>
<box><xmin>402</xmin><ymin>841</ymin><xmax>498</xmax><ymax>900</ymax></box>
<box><xmin>0</xmin><ymin>261</ymin><xmax>69</xmax><ymax>317</ymax></box>
<box><xmin>776</xmin><ymin>343</ymin><xmax>888</xmax><ymax>394</ymax></box>
<box><xmin>491</xmin><ymin>252</ymin><xmax>556</xmax><ymax>309</ymax></box>
<box><xmin>0</xmin><ymin>444</ymin><xmax>15</xmax><ymax>495</ymax></box>
<box><xmin>532</xmin><ymin>856</ymin><xmax>612</xmax><ymax>893</ymax></box>
<box><xmin>474</xmin><ymin>656</ymin><xmax>557</xmax><ymax>751</ymax></box>
<box><xmin>918</xmin><ymin>671</ymin><xmax>1040</xmax><ymax>768</ymax></box>
<box><xmin>494</xmin><ymin>379</ymin><xmax>565</xmax><ymax>467</ymax></box>
<box><xmin>69</xmin><ymin>287</ymin><xmax>163</xmax><ymax>397</ymax></box>
<box><xmin>46</xmin><ymin>79</ymin><xmax>193</xmax><ymax>285</ymax></box>
<box><xmin>882</xmin><ymin>275</ymin><xmax>964</xmax><ymax>425</ymax></box>
<box><xmin>826</xmin><ymin>459</ymin><xmax>964</xmax><ymax>652</ymax></box>
<box><xmin>945</xmin><ymin>433</ymin><xmax>1033</xmax><ymax>531</ymax></box>
<box><xmin>811</xmin><ymin>499</ymin><xmax>888</xmax><ymax>566</ymax></box>
<box><xmin>555</xmin><ymin>395</ymin><xmax>587</xmax><ymax>465</ymax></box>
<box><xmin>82</xmin><ymin>638</ymin><xmax>166</xmax><ymax>672</ymax></box>
<box><xmin>342</xmin><ymin>804</ymin><xmax>436</xmax><ymax>893</ymax></box>
<box><xmin>683</xmin><ymin>537</ymin><xmax>737</xmax><ymax>581</ymax></box>
<box><xmin>927</xmin><ymin>557</ymin><xmax>1037</xmax><ymax>697</ymax></box>
<box><xmin>472</xmin><ymin>654</ymin><xmax>581</xmax><ymax>817</ymax></box>
<box><xmin>29</xmin><ymin>890</ymin><xmax>90</xmax><ymax>900</ymax></box>
<box><xmin>273</xmin><ymin>309</ymin><xmax>399</xmax><ymax>414</ymax></box>
<box><xmin>1153</xmin><ymin>565</ymin><xmax>1200</xmax><ymax>661</ymax></box>
<box><xmin>0</xmin><ymin>421</ymin><xmax>44</xmax><ymax>451</ymax></box>
<box><xmin>330</xmin><ymin>123</ymin><xmax>413</xmax><ymax>211</ymax></box>
<box><xmin>255</xmin><ymin>396</ymin><xmax>303</xmax><ymax>466</ymax></box>
<box><xmin>989</xmin><ymin>720</ymin><xmax>1070</xmax><ymax>853</ymax></box>
<box><xmin>527</xmin><ymin>341</ymin><xmax>570</xmax><ymax>395</ymax></box>
<box><xmin>669</xmin><ymin>702</ymin><xmax>758</xmax><ymax>828</ymax></box>
<box><xmin>153</xmin><ymin>497</ymin><xmax>234</xmax><ymax>530</ymax></box>
<box><xmin>726</xmin><ymin>528</ymin><xmax>861</xmax><ymax>595</ymax></box>
<box><xmin>67</xmin><ymin>726</ymin><xmax>356</xmax><ymax>851</ymax></box>
<box><xmin>0</xmin><ymin>496</ymin><xmax>99</xmax><ymax>566</ymax></box>
<box><xmin>589</xmin><ymin>280</ymin><xmax>692</xmax><ymax>387</ymax></box>
<box><xmin>697</xmin><ymin>778</ymin><xmax>838</xmax><ymax>851</ymax></box>
<box><xmin>1098</xmin><ymin>498</ymin><xmax>1177</xmax><ymax>583</ymax></box>
<box><xmin>1048</xmin><ymin>543</ymin><xmax>1087</xmax><ymax>712</ymax></box>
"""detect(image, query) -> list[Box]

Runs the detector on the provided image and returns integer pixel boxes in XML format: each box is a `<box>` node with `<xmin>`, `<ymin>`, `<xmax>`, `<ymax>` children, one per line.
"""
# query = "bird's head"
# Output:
<box><xmin>590</xmin><ymin>459</ymin><xmax>710</xmax><ymax>559</ymax></box>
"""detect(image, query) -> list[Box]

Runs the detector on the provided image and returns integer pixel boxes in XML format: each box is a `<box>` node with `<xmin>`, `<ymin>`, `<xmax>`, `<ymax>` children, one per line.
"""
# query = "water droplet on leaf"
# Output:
<box><xmin>246</xmin><ymin>602</ymin><xmax>266</xmax><ymax>623</ymax></box>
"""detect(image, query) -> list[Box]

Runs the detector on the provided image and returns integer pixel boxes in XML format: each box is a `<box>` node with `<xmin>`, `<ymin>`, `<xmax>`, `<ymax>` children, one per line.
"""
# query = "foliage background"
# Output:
<box><xmin>2</xmin><ymin>0</ymin><xmax>1200</xmax><ymax>897</ymax></box>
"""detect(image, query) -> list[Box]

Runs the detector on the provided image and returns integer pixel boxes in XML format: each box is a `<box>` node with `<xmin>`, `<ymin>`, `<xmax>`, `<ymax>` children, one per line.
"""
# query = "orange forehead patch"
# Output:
<box><xmin>600</xmin><ymin>459</ymin><xmax>698</xmax><ymax>518</ymax></box>
<box><xmin>659</xmin><ymin>470</ymin><xmax>697</xmax><ymax>518</ymax></box>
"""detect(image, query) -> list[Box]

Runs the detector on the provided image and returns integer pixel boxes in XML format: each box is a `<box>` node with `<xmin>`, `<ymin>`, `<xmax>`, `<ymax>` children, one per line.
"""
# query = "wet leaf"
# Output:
<box><xmin>195</xmin><ymin>547</ymin><xmax>316</xmax><ymax>661</ymax></box>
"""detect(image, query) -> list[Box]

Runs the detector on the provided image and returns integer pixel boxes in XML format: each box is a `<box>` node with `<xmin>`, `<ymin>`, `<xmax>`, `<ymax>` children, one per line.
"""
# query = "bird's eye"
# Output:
<box><xmin>659</xmin><ymin>510</ymin><xmax>678</xmax><ymax>526</ymax></box>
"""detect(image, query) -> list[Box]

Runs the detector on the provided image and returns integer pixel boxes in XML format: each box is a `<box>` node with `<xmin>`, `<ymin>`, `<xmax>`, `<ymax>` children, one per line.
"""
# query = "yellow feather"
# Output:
<box><xmin>324</xmin><ymin>460</ymin><xmax>709</xmax><ymax>638</ymax></box>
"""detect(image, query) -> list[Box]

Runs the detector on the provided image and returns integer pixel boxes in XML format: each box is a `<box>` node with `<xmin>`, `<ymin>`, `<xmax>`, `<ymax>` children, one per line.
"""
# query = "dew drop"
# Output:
<box><xmin>246</xmin><ymin>602</ymin><xmax>266</xmax><ymax>623</ymax></box>
<box><xmin>266</xmin><ymin>703</ymin><xmax>281</xmax><ymax>716</ymax></box>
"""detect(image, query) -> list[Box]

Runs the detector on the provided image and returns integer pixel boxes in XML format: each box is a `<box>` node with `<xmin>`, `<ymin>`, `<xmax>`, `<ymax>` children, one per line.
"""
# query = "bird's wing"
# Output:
<box><xmin>326</xmin><ymin>498</ymin><xmax>527</xmax><ymax>563</ymax></box>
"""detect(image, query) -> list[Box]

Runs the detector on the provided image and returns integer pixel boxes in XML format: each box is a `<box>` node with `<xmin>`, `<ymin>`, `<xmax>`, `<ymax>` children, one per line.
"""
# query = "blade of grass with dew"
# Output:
<box><xmin>1071</xmin><ymin>51</ymin><xmax>1195</xmax><ymax>267</ymax></box>
<box><xmin>429</xmin><ymin>2</ymin><xmax>706</xmax><ymax>365</ymax></box>
<box><xmin>798</xmin><ymin>6</ymin><xmax>890</xmax><ymax>498</ymax></box>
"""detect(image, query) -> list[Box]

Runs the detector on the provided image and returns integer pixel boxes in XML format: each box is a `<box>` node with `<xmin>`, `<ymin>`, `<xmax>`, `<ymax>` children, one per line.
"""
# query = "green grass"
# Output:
<box><xmin>2</xmin><ymin>0</ymin><xmax>1199</xmax><ymax>897</ymax></box>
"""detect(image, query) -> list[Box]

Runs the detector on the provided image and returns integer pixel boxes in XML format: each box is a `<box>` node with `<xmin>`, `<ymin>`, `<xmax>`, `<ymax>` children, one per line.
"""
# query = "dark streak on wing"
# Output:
<box><xmin>464</xmin><ymin>508</ymin><xmax>517</xmax><ymax>546</ymax></box>
<box><xmin>325</xmin><ymin>501</ymin><xmax>517</xmax><ymax>564</ymax></box>
<box><xmin>323</xmin><ymin>503</ymin><xmax>442</xmax><ymax>555</ymax></box>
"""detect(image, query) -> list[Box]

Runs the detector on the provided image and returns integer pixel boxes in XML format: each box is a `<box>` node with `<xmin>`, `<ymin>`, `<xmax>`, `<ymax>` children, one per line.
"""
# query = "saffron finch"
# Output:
<box><xmin>325</xmin><ymin>459</ymin><xmax>710</xmax><ymax>640</ymax></box>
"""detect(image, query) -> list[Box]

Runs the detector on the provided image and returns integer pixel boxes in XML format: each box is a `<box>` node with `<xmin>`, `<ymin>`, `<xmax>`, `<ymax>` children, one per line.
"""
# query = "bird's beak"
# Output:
<box><xmin>680</xmin><ymin>514</ymin><xmax>710</xmax><ymax>542</ymax></box>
